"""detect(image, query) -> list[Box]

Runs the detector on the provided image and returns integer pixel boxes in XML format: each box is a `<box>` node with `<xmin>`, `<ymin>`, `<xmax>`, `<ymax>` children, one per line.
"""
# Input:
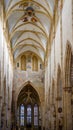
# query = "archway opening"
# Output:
<box><xmin>17</xmin><ymin>84</ymin><xmax>41</xmax><ymax>130</ymax></box>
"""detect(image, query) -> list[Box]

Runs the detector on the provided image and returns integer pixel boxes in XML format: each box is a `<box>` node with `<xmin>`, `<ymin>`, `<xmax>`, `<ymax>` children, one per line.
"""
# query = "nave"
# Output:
<box><xmin>0</xmin><ymin>0</ymin><xmax>73</xmax><ymax>130</ymax></box>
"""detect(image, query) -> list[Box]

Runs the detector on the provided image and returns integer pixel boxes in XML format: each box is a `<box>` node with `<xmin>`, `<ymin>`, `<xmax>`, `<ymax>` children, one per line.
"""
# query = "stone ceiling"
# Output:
<box><xmin>4</xmin><ymin>0</ymin><xmax>56</xmax><ymax>63</ymax></box>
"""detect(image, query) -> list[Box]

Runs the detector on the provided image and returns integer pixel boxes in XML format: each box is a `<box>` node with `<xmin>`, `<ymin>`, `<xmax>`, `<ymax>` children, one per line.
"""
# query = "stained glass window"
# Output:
<box><xmin>20</xmin><ymin>104</ymin><xmax>24</xmax><ymax>126</ymax></box>
<box><xmin>27</xmin><ymin>105</ymin><xmax>32</xmax><ymax>125</ymax></box>
<box><xmin>34</xmin><ymin>104</ymin><xmax>38</xmax><ymax>126</ymax></box>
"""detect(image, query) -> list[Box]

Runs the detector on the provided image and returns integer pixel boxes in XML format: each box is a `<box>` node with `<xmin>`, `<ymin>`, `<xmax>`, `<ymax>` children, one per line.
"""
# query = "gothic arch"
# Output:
<box><xmin>16</xmin><ymin>82</ymin><xmax>42</xmax><ymax>129</ymax></box>
<box><xmin>16</xmin><ymin>81</ymin><xmax>42</xmax><ymax>104</ymax></box>
<box><xmin>1</xmin><ymin>76</ymin><xmax>7</xmax><ymax>129</ymax></box>
<box><xmin>17</xmin><ymin>83</ymin><xmax>40</xmax><ymax>106</ymax></box>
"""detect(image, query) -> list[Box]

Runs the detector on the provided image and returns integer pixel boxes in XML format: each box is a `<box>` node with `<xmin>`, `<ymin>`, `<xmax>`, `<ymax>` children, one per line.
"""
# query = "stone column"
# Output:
<box><xmin>7</xmin><ymin>86</ymin><xmax>11</xmax><ymax>130</ymax></box>
<box><xmin>71</xmin><ymin>1</ymin><xmax>73</xmax><ymax>130</ymax></box>
<box><xmin>39</xmin><ymin>105</ymin><xmax>42</xmax><ymax>130</ymax></box>
<box><xmin>64</xmin><ymin>87</ymin><xmax>72</xmax><ymax>130</ymax></box>
<box><xmin>45</xmin><ymin>110</ymin><xmax>48</xmax><ymax>130</ymax></box>
<box><xmin>14</xmin><ymin>97</ymin><xmax>17</xmax><ymax>130</ymax></box>
<box><xmin>71</xmin><ymin>94</ymin><xmax>73</xmax><ymax>130</ymax></box>
<box><xmin>7</xmin><ymin>107</ymin><xmax>11</xmax><ymax>130</ymax></box>
<box><xmin>1</xmin><ymin>103</ymin><xmax>7</xmax><ymax>130</ymax></box>
<box><xmin>56</xmin><ymin>97</ymin><xmax>63</xmax><ymax>130</ymax></box>
<box><xmin>50</xmin><ymin>104</ymin><xmax>56</xmax><ymax>130</ymax></box>
<box><xmin>0</xmin><ymin>62</ymin><xmax>2</xmax><ymax>129</ymax></box>
<box><xmin>11</xmin><ymin>90</ymin><xmax>16</xmax><ymax>130</ymax></box>
<box><xmin>0</xmin><ymin>96</ymin><xmax>2</xmax><ymax>130</ymax></box>
<box><xmin>72</xmin><ymin>0</ymin><xmax>73</xmax><ymax>46</ymax></box>
<box><xmin>56</xmin><ymin>97</ymin><xmax>60</xmax><ymax>130</ymax></box>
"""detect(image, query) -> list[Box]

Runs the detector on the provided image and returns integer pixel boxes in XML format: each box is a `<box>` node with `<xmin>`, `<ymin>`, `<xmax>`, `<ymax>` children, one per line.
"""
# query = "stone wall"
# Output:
<box><xmin>13</xmin><ymin>69</ymin><xmax>45</xmax><ymax>129</ymax></box>
<box><xmin>0</xmin><ymin>17</ymin><xmax>13</xmax><ymax>129</ymax></box>
<box><xmin>13</xmin><ymin>69</ymin><xmax>44</xmax><ymax>103</ymax></box>
<box><xmin>45</xmin><ymin>0</ymin><xmax>73</xmax><ymax>130</ymax></box>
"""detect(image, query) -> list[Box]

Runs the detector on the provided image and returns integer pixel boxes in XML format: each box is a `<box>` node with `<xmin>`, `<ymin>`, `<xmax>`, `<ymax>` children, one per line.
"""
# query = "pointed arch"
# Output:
<box><xmin>16</xmin><ymin>81</ymin><xmax>41</xmax><ymax>103</ymax></box>
<box><xmin>17</xmin><ymin>82</ymin><xmax>40</xmax><ymax>106</ymax></box>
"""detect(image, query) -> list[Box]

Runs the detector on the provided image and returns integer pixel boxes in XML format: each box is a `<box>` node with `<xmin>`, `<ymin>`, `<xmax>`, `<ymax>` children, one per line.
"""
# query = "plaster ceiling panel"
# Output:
<box><xmin>13</xmin><ymin>20</ymin><xmax>46</xmax><ymax>35</ymax></box>
<box><xmin>13</xmin><ymin>38</ymin><xmax>46</xmax><ymax>54</ymax></box>
<box><xmin>6</xmin><ymin>1</ymin><xmax>21</xmax><ymax>13</ymax></box>
<box><xmin>46</xmin><ymin>0</ymin><xmax>55</xmax><ymax>14</ymax></box>
<box><xmin>8</xmin><ymin>11</ymin><xmax>23</xmax><ymax>32</ymax></box>
<box><xmin>36</xmin><ymin>13</ymin><xmax>51</xmax><ymax>34</ymax></box>
<box><xmin>4</xmin><ymin>0</ymin><xmax>9</xmax><ymax>11</ymax></box>
<box><xmin>11</xmin><ymin>30</ymin><xmax>46</xmax><ymax>44</ymax></box>
<box><xmin>13</xmin><ymin>41</ymin><xmax>43</xmax><ymax>53</ymax></box>
<box><xmin>12</xmin><ymin>31</ymin><xmax>47</xmax><ymax>50</ymax></box>
<box><xmin>13</xmin><ymin>31</ymin><xmax>44</xmax><ymax>45</ymax></box>
<box><xmin>33</xmin><ymin>0</ymin><xmax>51</xmax><ymax>14</ymax></box>
<box><xmin>14</xmin><ymin>46</ymin><xmax>44</xmax><ymax>61</ymax></box>
<box><xmin>11</xmin><ymin>31</ymin><xmax>22</xmax><ymax>47</ymax></box>
<box><xmin>6</xmin><ymin>0</ymin><xmax>49</xmax><ymax>18</ymax></box>
<box><xmin>11</xmin><ymin>23</ymin><xmax>47</xmax><ymax>37</ymax></box>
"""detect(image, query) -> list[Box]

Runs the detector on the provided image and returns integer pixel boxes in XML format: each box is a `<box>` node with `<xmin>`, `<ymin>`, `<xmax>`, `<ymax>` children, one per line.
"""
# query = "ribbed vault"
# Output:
<box><xmin>4</xmin><ymin>0</ymin><xmax>56</xmax><ymax>63</ymax></box>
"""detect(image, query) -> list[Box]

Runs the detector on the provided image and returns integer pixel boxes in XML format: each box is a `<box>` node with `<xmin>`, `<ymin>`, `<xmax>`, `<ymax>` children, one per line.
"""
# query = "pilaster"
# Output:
<box><xmin>64</xmin><ymin>87</ymin><xmax>72</xmax><ymax>130</ymax></box>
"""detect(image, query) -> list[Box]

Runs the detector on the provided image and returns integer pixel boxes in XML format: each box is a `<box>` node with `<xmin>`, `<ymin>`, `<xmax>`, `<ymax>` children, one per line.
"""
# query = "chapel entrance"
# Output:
<box><xmin>17</xmin><ymin>84</ymin><xmax>42</xmax><ymax>130</ymax></box>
